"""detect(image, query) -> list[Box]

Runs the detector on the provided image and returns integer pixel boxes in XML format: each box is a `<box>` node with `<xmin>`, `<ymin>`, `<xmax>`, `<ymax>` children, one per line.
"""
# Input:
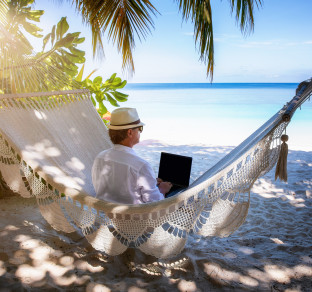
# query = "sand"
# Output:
<box><xmin>0</xmin><ymin>141</ymin><xmax>311</xmax><ymax>291</ymax></box>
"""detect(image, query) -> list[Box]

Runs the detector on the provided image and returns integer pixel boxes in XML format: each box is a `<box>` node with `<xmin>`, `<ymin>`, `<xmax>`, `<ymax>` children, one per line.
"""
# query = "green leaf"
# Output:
<box><xmin>54</xmin><ymin>35</ymin><xmax>75</xmax><ymax>49</ymax></box>
<box><xmin>63</xmin><ymin>50</ymin><xmax>85</xmax><ymax>64</ymax></box>
<box><xmin>22</xmin><ymin>21</ymin><xmax>43</xmax><ymax>37</ymax></box>
<box><xmin>103</xmin><ymin>80</ymin><xmax>111</xmax><ymax>87</ymax></box>
<box><xmin>106</xmin><ymin>93</ymin><xmax>119</xmax><ymax>107</ymax></box>
<box><xmin>42</xmin><ymin>33</ymin><xmax>51</xmax><ymax>51</ymax></box>
<box><xmin>85</xmin><ymin>79</ymin><xmax>93</xmax><ymax>87</ymax></box>
<box><xmin>112</xmin><ymin>77</ymin><xmax>122</xmax><ymax>84</ymax></box>
<box><xmin>61</xmin><ymin>64</ymin><xmax>77</xmax><ymax>76</ymax></box>
<box><xmin>115</xmin><ymin>91</ymin><xmax>128</xmax><ymax>98</ymax></box>
<box><xmin>110</xmin><ymin>80</ymin><xmax>127</xmax><ymax>89</ymax></box>
<box><xmin>91</xmin><ymin>96</ymin><xmax>96</xmax><ymax>107</ymax></box>
<box><xmin>57</xmin><ymin>52</ymin><xmax>71</xmax><ymax>66</ymax></box>
<box><xmin>96</xmin><ymin>92</ymin><xmax>104</xmax><ymax>102</ymax></box>
<box><xmin>119</xmin><ymin>80</ymin><xmax>127</xmax><ymax>89</ymax></box>
<box><xmin>114</xmin><ymin>91</ymin><xmax>128</xmax><ymax>102</ymax></box>
<box><xmin>56</xmin><ymin>17</ymin><xmax>69</xmax><ymax>40</ymax></box>
<box><xmin>98</xmin><ymin>102</ymin><xmax>108</xmax><ymax>115</ymax></box>
<box><xmin>102</xmin><ymin>119</ymin><xmax>110</xmax><ymax>126</ymax></box>
<box><xmin>26</xmin><ymin>10</ymin><xmax>44</xmax><ymax>22</ymax></box>
<box><xmin>68</xmin><ymin>47</ymin><xmax>84</xmax><ymax>56</ymax></box>
<box><xmin>109</xmin><ymin>73</ymin><xmax>117</xmax><ymax>82</ymax></box>
<box><xmin>68</xmin><ymin>32</ymin><xmax>81</xmax><ymax>38</ymax></box>
<box><xmin>87</xmin><ymin>80</ymin><xmax>99</xmax><ymax>92</ymax></box>
<box><xmin>94</xmin><ymin>76</ymin><xmax>102</xmax><ymax>84</ymax></box>
<box><xmin>51</xmin><ymin>25</ymin><xmax>56</xmax><ymax>45</ymax></box>
<box><xmin>76</xmin><ymin>64</ymin><xmax>85</xmax><ymax>82</ymax></box>
<box><xmin>75</xmin><ymin>37</ymin><xmax>85</xmax><ymax>44</ymax></box>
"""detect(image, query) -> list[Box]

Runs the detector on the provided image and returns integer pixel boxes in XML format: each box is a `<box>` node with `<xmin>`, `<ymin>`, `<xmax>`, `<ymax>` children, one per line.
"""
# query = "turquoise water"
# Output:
<box><xmin>117</xmin><ymin>83</ymin><xmax>312</xmax><ymax>150</ymax></box>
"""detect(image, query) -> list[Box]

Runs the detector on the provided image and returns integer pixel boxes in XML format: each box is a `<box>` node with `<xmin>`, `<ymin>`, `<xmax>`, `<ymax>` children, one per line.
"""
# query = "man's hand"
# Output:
<box><xmin>158</xmin><ymin>181</ymin><xmax>172</xmax><ymax>195</ymax></box>
<box><xmin>156</xmin><ymin>178</ymin><xmax>163</xmax><ymax>186</ymax></box>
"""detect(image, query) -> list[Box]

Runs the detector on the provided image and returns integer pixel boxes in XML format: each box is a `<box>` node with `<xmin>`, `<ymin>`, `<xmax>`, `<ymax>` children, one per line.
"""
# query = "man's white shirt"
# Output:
<box><xmin>92</xmin><ymin>144</ymin><xmax>164</xmax><ymax>204</ymax></box>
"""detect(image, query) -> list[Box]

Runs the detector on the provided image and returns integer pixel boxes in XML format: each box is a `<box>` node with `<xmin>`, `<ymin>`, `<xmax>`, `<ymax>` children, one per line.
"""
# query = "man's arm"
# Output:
<box><xmin>137</xmin><ymin>163</ymin><xmax>167</xmax><ymax>203</ymax></box>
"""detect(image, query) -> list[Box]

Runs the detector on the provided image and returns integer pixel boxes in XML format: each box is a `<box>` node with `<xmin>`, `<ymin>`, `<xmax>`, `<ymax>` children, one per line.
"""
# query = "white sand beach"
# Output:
<box><xmin>0</xmin><ymin>141</ymin><xmax>311</xmax><ymax>291</ymax></box>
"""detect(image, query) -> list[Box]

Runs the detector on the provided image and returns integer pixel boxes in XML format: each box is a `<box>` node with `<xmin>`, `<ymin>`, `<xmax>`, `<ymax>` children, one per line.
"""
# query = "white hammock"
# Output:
<box><xmin>1</xmin><ymin>80</ymin><xmax>311</xmax><ymax>258</ymax></box>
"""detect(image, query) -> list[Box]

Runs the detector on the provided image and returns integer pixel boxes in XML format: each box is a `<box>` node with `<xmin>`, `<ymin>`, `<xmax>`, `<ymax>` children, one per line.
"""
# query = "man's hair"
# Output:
<box><xmin>109</xmin><ymin>129</ymin><xmax>129</xmax><ymax>144</ymax></box>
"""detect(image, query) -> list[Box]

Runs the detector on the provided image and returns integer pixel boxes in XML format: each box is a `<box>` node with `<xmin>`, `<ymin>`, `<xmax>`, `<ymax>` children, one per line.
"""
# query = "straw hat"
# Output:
<box><xmin>108</xmin><ymin>107</ymin><xmax>145</xmax><ymax>130</ymax></box>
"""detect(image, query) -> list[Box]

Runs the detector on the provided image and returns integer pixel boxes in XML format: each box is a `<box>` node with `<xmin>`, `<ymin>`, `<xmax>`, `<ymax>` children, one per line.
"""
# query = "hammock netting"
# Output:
<box><xmin>1</xmin><ymin>18</ymin><xmax>312</xmax><ymax>258</ymax></box>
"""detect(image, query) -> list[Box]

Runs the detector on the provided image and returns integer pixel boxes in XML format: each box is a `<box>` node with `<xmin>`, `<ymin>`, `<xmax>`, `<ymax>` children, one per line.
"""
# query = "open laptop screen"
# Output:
<box><xmin>158</xmin><ymin>152</ymin><xmax>192</xmax><ymax>188</ymax></box>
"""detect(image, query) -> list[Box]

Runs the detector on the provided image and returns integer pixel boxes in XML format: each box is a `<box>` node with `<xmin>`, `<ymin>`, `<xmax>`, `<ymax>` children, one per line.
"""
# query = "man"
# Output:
<box><xmin>92</xmin><ymin>107</ymin><xmax>172</xmax><ymax>204</ymax></box>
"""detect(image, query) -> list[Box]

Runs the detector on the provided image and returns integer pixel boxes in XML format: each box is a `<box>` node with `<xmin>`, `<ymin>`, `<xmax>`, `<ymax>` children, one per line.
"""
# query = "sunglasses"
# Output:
<box><xmin>136</xmin><ymin>126</ymin><xmax>143</xmax><ymax>133</ymax></box>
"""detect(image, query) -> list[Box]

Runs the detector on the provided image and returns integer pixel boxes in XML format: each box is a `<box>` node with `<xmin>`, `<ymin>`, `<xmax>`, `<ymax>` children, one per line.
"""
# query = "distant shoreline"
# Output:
<box><xmin>126</xmin><ymin>82</ymin><xmax>299</xmax><ymax>85</ymax></box>
<box><xmin>127</xmin><ymin>82</ymin><xmax>299</xmax><ymax>84</ymax></box>
<box><xmin>126</xmin><ymin>82</ymin><xmax>299</xmax><ymax>90</ymax></box>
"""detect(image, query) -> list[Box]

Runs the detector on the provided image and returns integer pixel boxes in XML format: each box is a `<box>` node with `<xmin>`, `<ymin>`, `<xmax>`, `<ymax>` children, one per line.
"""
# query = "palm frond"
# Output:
<box><xmin>230</xmin><ymin>0</ymin><xmax>263</xmax><ymax>35</ymax></box>
<box><xmin>71</xmin><ymin>0</ymin><xmax>158</xmax><ymax>74</ymax></box>
<box><xmin>177</xmin><ymin>0</ymin><xmax>214</xmax><ymax>80</ymax></box>
<box><xmin>0</xmin><ymin>32</ymin><xmax>81</xmax><ymax>94</ymax></box>
<box><xmin>0</xmin><ymin>0</ymin><xmax>8</xmax><ymax>25</ymax></box>
<box><xmin>177</xmin><ymin>0</ymin><xmax>262</xmax><ymax>80</ymax></box>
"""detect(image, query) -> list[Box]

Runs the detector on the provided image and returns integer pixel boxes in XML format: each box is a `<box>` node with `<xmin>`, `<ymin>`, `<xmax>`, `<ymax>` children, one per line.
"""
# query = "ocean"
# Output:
<box><xmin>118</xmin><ymin>83</ymin><xmax>312</xmax><ymax>150</ymax></box>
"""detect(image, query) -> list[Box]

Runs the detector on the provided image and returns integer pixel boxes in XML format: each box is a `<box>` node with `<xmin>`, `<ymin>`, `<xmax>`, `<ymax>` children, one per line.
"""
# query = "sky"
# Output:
<box><xmin>31</xmin><ymin>0</ymin><xmax>312</xmax><ymax>83</ymax></box>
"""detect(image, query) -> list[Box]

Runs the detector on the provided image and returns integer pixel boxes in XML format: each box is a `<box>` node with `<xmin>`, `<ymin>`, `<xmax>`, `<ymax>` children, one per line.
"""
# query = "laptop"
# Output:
<box><xmin>158</xmin><ymin>152</ymin><xmax>192</xmax><ymax>196</ymax></box>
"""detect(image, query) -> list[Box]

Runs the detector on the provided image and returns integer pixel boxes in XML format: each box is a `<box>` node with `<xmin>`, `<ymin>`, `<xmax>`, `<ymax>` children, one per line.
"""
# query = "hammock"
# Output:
<box><xmin>1</xmin><ymin>82</ymin><xmax>311</xmax><ymax>259</ymax></box>
<box><xmin>1</xmin><ymin>24</ymin><xmax>312</xmax><ymax>259</ymax></box>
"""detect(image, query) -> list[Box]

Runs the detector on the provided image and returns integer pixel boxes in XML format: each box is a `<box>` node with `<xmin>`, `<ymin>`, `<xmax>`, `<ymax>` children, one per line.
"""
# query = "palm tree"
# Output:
<box><xmin>67</xmin><ymin>0</ymin><xmax>262</xmax><ymax>80</ymax></box>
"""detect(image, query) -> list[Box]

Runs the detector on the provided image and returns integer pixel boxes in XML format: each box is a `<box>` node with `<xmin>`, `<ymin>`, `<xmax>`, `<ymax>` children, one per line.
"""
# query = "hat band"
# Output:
<box><xmin>110</xmin><ymin>119</ymin><xmax>141</xmax><ymax>127</ymax></box>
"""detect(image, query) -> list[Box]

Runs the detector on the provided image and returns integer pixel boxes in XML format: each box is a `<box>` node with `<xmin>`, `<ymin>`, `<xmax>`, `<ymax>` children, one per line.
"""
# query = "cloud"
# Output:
<box><xmin>285</xmin><ymin>42</ymin><xmax>299</xmax><ymax>46</ymax></box>
<box><xmin>236</xmin><ymin>41</ymin><xmax>278</xmax><ymax>48</ymax></box>
<box><xmin>214</xmin><ymin>34</ymin><xmax>240</xmax><ymax>43</ymax></box>
<box><xmin>236</xmin><ymin>39</ymin><xmax>312</xmax><ymax>48</ymax></box>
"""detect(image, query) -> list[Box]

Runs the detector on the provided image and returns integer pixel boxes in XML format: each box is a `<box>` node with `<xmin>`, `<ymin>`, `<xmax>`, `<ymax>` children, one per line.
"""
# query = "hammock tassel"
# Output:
<box><xmin>275</xmin><ymin>134</ymin><xmax>289</xmax><ymax>182</ymax></box>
